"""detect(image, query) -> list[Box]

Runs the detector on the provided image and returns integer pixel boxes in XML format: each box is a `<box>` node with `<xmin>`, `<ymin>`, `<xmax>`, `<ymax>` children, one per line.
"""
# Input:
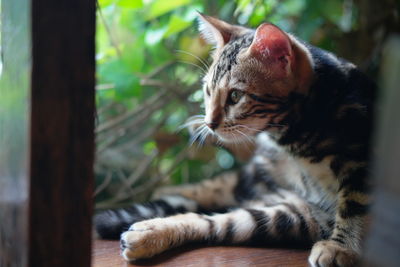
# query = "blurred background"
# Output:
<box><xmin>94</xmin><ymin>0</ymin><xmax>399</xmax><ymax>210</ymax></box>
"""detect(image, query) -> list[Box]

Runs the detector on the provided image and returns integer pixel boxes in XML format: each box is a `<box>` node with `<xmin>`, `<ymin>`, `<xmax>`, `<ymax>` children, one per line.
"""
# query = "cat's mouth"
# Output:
<box><xmin>186</xmin><ymin>117</ymin><xmax>265</xmax><ymax>146</ymax></box>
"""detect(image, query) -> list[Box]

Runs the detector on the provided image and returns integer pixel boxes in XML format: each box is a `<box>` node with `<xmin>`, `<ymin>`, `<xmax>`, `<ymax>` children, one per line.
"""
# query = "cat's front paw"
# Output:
<box><xmin>120</xmin><ymin>218</ymin><xmax>175</xmax><ymax>261</ymax></box>
<box><xmin>308</xmin><ymin>240</ymin><xmax>359</xmax><ymax>267</ymax></box>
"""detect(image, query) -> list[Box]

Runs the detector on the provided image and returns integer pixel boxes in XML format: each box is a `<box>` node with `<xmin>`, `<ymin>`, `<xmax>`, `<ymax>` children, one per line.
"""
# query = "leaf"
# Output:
<box><xmin>98</xmin><ymin>59</ymin><xmax>141</xmax><ymax>99</ymax></box>
<box><xmin>96</xmin><ymin>19</ymin><xmax>110</xmax><ymax>58</ymax></box>
<box><xmin>143</xmin><ymin>141</ymin><xmax>156</xmax><ymax>155</ymax></box>
<box><xmin>283</xmin><ymin>0</ymin><xmax>305</xmax><ymax>15</ymax></box>
<box><xmin>98</xmin><ymin>0</ymin><xmax>114</xmax><ymax>7</ymax></box>
<box><xmin>249</xmin><ymin>5</ymin><xmax>267</xmax><ymax>26</ymax></box>
<box><xmin>117</xmin><ymin>0</ymin><xmax>143</xmax><ymax>9</ymax></box>
<box><xmin>121</xmin><ymin>48</ymin><xmax>144</xmax><ymax>73</ymax></box>
<box><xmin>182</xmin><ymin>6</ymin><xmax>203</xmax><ymax>21</ymax></box>
<box><xmin>122</xmin><ymin>37</ymin><xmax>146</xmax><ymax>72</ymax></box>
<box><xmin>97</xmin><ymin>88</ymin><xmax>116</xmax><ymax>101</ymax></box>
<box><xmin>296</xmin><ymin>18</ymin><xmax>324</xmax><ymax>41</ymax></box>
<box><xmin>178</xmin><ymin>36</ymin><xmax>210</xmax><ymax>63</ymax></box>
<box><xmin>146</xmin><ymin>0</ymin><xmax>191</xmax><ymax>20</ymax></box>
<box><xmin>164</xmin><ymin>15</ymin><xmax>192</xmax><ymax>38</ymax></box>
<box><xmin>145</xmin><ymin>27</ymin><xmax>167</xmax><ymax>46</ymax></box>
<box><xmin>165</xmin><ymin>107</ymin><xmax>188</xmax><ymax>130</ymax></box>
<box><xmin>320</xmin><ymin>0</ymin><xmax>343</xmax><ymax>25</ymax></box>
<box><xmin>235</xmin><ymin>0</ymin><xmax>252</xmax><ymax>13</ymax></box>
<box><xmin>147</xmin><ymin>43</ymin><xmax>170</xmax><ymax>64</ymax></box>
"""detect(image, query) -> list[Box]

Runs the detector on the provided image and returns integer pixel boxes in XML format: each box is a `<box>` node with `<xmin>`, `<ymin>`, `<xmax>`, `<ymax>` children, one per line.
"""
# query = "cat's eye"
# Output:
<box><xmin>229</xmin><ymin>89</ymin><xmax>244</xmax><ymax>104</ymax></box>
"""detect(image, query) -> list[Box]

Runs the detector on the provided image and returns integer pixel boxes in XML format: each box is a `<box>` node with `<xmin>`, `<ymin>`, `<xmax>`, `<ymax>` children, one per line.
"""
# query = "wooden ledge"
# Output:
<box><xmin>92</xmin><ymin>240</ymin><xmax>309</xmax><ymax>267</ymax></box>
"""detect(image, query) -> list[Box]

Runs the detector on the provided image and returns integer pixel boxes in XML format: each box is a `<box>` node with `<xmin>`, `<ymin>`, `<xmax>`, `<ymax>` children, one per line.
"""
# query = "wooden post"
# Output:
<box><xmin>29</xmin><ymin>0</ymin><xmax>96</xmax><ymax>266</ymax></box>
<box><xmin>363</xmin><ymin>36</ymin><xmax>400</xmax><ymax>267</ymax></box>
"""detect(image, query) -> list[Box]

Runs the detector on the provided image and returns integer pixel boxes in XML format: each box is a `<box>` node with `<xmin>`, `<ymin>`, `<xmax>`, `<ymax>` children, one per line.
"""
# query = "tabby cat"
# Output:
<box><xmin>95</xmin><ymin>14</ymin><xmax>375</xmax><ymax>267</ymax></box>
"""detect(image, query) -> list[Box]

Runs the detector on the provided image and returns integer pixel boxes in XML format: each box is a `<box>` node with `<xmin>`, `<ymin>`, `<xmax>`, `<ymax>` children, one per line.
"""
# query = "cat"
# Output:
<box><xmin>94</xmin><ymin>13</ymin><xmax>375</xmax><ymax>267</ymax></box>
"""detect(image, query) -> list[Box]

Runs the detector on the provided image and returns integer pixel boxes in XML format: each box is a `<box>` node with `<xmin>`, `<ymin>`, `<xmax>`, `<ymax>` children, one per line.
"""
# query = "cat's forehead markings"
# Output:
<box><xmin>217</xmin><ymin>74</ymin><xmax>231</xmax><ymax>89</ymax></box>
<box><xmin>211</xmin><ymin>32</ymin><xmax>254</xmax><ymax>88</ymax></box>
<box><xmin>229</xmin><ymin>77</ymin><xmax>248</xmax><ymax>90</ymax></box>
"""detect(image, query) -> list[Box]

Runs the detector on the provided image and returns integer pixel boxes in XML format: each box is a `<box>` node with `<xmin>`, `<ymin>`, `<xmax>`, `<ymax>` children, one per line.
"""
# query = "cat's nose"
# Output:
<box><xmin>206</xmin><ymin>122</ymin><xmax>219</xmax><ymax>130</ymax></box>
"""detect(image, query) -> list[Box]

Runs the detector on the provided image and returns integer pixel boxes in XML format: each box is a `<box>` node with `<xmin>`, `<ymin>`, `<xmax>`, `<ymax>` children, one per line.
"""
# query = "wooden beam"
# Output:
<box><xmin>363</xmin><ymin>35</ymin><xmax>400</xmax><ymax>267</ymax></box>
<box><xmin>29</xmin><ymin>0</ymin><xmax>96</xmax><ymax>266</ymax></box>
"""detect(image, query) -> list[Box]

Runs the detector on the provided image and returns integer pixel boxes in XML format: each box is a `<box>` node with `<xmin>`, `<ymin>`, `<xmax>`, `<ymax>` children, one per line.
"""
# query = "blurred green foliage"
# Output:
<box><xmin>95</xmin><ymin>0</ymin><xmax>369</xmax><ymax>208</ymax></box>
<box><xmin>96</xmin><ymin>0</ymin><xmax>360</xmax><ymax>105</ymax></box>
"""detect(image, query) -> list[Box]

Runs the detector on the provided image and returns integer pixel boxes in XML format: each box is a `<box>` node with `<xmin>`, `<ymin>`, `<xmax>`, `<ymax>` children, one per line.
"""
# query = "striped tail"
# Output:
<box><xmin>94</xmin><ymin>195</ymin><xmax>199</xmax><ymax>239</ymax></box>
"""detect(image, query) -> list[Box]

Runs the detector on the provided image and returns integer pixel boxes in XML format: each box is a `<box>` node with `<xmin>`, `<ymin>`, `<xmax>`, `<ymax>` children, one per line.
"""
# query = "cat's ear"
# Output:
<box><xmin>197</xmin><ymin>13</ymin><xmax>245</xmax><ymax>49</ymax></box>
<box><xmin>249</xmin><ymin>23</ymin><xmax>293</xmax><ymax>77</ymax></box>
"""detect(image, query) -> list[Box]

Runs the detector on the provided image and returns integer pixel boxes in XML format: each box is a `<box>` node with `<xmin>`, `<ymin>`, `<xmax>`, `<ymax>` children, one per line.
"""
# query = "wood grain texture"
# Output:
<box><xmin>29</xmin><ymin>0</ymin><xmax>96</xmax><ymax>266</ymax></box>
<box><xmin>93</xmin><ymin>240</ymin><xmax>310</xmax><ymax>267</ymax></box>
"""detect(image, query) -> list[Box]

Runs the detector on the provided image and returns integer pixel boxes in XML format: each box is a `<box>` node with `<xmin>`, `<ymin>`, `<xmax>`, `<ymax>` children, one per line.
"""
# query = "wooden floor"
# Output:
<box><xmin>92</xmin><ymin>240</ymin><xmax>310</xmax><ymax>267</ymax></box>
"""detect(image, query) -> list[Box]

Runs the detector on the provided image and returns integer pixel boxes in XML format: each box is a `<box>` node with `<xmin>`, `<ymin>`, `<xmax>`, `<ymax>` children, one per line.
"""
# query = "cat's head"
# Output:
<box><xmin>197</xmin><ymin>14</ymin><xmax>314</xmax><ymax>144</ymax></box>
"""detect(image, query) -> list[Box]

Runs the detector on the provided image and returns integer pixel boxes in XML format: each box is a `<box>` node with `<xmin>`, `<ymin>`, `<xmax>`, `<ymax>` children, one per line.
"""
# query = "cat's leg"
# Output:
<box><xmin>308</xmin><ymin>165</ymin><xmax>370</xmax><ymax>267</ymax></box>
<box><xmin>120</xmin><ymin>189</ymin><xmax>329</xmax><ymax>261</ymax></box>
<box><xmin>94</xmin><ymin>172</ymin><xmax>240</xmax><ymax>239</ymax></box>
<box><xmin>151</xmin><ymin>171</ymin><xmax>240</xmax><ymax>210</ymax></box>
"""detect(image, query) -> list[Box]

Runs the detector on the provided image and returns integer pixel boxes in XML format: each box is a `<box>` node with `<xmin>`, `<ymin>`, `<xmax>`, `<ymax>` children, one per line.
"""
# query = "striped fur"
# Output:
<box><xmin>95</xmin><ymin>15</ymin><xmax>375</xmax><ymax>267</ymax></box>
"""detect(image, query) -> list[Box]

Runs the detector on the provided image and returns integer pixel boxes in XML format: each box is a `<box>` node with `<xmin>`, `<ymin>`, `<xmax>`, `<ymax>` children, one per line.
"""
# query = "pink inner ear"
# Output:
<box><xmin>250</xmin><ymin>23</ymin><xmax>293</xmax><ymax>72</ymax></box>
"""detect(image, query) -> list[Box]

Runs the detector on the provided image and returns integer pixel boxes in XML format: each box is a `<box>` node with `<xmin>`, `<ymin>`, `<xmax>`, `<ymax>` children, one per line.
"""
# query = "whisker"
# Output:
<box><xmin>196</xmin><ymin>126</ymin><xmax>211</xmax><ymax>147</ymax></box>
<box><xmin>198</xmin><ymin>127</ymin><xmax>212</xmax><ymax>147</ymax></box>
<box><xmin>215</xmin><ymin>138</ymin><xmax>223</xmax><ymax>147</ymax></box>
<box><xmin>177</xmin><ymin>115</ymin><xmax>206</xmax><ymax>132</ymax></box>
<box><xmin>190</xmin><ymin>125</ymin><xmax>210</xmax><ymax>147</ymax></box>
<box><xmin>175</xmin><ymin>50</ymin><xmax>210</xmax><ymax>71</ymax></box>
<box><xmin>178</xmin><ymin>61</ymin><xmax>207</xmax><ymax>75</ymax></box>
<box><xmin>188</xmin><ymin>115</ymin><xmax>206</xmax><ymax>119</ymax></box>
<box><xmin>236</xmin><ymin>124</ymin><xmax>263</xmax><ymax>133</ymax></box>
<box><xmin>231</xmin><ymin>132</ymin><xmax>243</xmax><ymax>151</ymax></box>
<box><xmin>235</xmin><ymin>129</ymin><xmax>254</xmax><ymax>144</ymax></box>
<box><xmin>235</xmin><ymin>129</ymin><xmax>255</xmax><ymax>153</ymax></box>
<box><xmin>189</xmin><ymin>124</ymin><xmax>206</xmax><ymax>146</ymax></box>
<box><xmin>177</xmin><ymin>119</ymin><xmax>205</xmax><ymax>131</ymax></box>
